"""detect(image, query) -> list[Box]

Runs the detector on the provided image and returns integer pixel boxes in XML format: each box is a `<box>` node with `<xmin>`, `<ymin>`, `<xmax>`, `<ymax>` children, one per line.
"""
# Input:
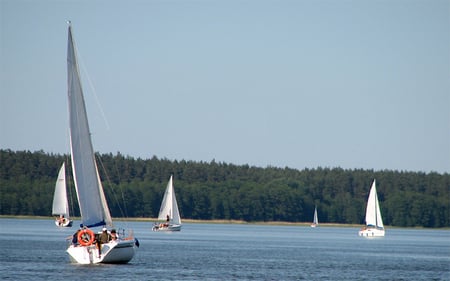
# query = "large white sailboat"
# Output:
<box><xmin>358</xmin><ymin>179</ymin><xmax>385</xmax><ymax>237</ymax></box>
<box><xmin>310</xmin><ymin>206</ymin><xmax>318</xmax><ymax>228</ymax></box>
<box><xmin>65</xmin><ymin>22</ymin><xmax>138</xmax><ymax>264</ymax></box>
<box><xmin>152</xmin><ymin>175</ymin><xmax>182</xmax><ymax>231</ymax></box>
<box><xmin>52</xmin><ymin>163</ymin><xmax>73</xmax><ymax>227</ymax></box>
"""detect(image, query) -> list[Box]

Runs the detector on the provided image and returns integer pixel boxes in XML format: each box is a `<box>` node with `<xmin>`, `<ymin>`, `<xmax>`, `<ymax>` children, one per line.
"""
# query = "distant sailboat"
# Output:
<box><xmin>310</xmin><ymin>206</ymin><xmax>318</xmax><ymax>228</ymax></box>
<box><xmin>52</xmin><ymin>163</ymin><xmax>73</xmax><ymax>227</ymax></box>
<box><xmin>65</xmin><ymin>22</ymin><xmax>138</xmax><ymax>264</ymax></box>
<box><xmin>358</xmin><ymin>179</ymin><xmax>385</xmax><ymax>237</ymax></box>
<box><xmin>152</xmin><ymin>175</ymin><xmax>182</xmax><ymax>231</ymax></box>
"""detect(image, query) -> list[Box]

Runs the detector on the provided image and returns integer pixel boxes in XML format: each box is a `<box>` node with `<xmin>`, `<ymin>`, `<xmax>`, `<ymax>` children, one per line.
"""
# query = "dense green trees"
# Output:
<box><xmin>0</xmin><ymin>149</ymin><xmax>448</xmax><ymax>227</ymax></box>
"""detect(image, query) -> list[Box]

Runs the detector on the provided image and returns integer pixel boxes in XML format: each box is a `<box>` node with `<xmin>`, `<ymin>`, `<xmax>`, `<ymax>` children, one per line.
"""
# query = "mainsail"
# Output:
<box><xmin>158</xmin><ymin>175</ymin><xmax>181</xmax><ymax>225</ymax></box>
<box><xmin>67</xmin><ymin>24</ymin><xmax>112</xmax><ymax>228</ymax></box>
<box><xmin>364</xmin><ymin>180</ymin><xmax>384</xmax><ymax>228</ymax></box>
<box><xmin>313</xmin><ymin>206</ymin><xmax>318</xmax><ymax>225</ymax></box>
<box><xmin>52</xmin><ymin>163</ymin><xmax>70</xmax><ymax>217</ymax></box>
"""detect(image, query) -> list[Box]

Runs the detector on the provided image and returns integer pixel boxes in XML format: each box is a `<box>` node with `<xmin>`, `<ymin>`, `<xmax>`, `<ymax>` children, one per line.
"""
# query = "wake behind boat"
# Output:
<box><xmin>152</xmin><ymin>175</ymin><xmax>182</xmax><ymax>232</ymax></box>
<box><xmin>358</xmin><ymin>179</ymin><xmax>385</xmax><ymax>237</ymax></box>
<box><xmin>65</xmin><ymin>22</ymin><xmax>138</xmax><ymax>264</ymax></box>
<box><xmin>52</xmin><ymin>163</ymin><xmax>73</xmax><ymax>227</ymax></box>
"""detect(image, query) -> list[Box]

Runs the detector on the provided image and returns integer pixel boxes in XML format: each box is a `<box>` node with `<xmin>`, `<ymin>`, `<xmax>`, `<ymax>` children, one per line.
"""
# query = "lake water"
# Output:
<box><xmin>0</xmin><ymin>218</ymin><xmax>448</xmax><ymax>280</ymax></box>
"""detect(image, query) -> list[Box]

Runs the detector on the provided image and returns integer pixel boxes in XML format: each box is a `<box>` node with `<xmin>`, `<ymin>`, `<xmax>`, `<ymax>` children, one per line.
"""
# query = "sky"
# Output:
<box><xmin>1</xmin><ymin>0</ymin><xmax>449</xmax><ymax>174</ymax></box>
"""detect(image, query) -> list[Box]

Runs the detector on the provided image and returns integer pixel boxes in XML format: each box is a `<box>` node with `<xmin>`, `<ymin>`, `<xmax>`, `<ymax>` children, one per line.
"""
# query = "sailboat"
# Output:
<box><xmin>358</xmin><ymin>179</ymin><xmax>385</xmax><ymax>237</ymax></box>
<box><xmin>152</xmin><ymin>175</ymin><xmax>182</xmax><ymax>231</ymax></box>
<box><xmin>52</xmin><ymin>163</ymin><xmax>73</xmax><ymax>227</ymax></box>
<box><xmin>65</xmin><ymin>22</ymin><xmax>138</xmax><ymax>264</ymax></box>
<box><xmin>310</xmin><ymin>206</ymin><xmax>318</xmax><ymax>228</ymax></box>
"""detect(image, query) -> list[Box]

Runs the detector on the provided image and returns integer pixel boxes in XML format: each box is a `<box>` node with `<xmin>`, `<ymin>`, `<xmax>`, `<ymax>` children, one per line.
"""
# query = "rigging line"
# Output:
<box><xmin>95</xmin><ymin>153</ymin><xmax>129</xmax><ymax>221</ymax></box>
<box><xmin>114</xmin><ymin>158</ymin><xmax>129</xmax><ymax>219</ymax></box>
<box><xmin>73</xmin><ymin>39</ymin><xmax>111</xmax><ymax>131</ymax></box>
<box><xmin>106</xmin><ymin>153</ymin><xmax>132</xmax><ymax>220</ymax></box>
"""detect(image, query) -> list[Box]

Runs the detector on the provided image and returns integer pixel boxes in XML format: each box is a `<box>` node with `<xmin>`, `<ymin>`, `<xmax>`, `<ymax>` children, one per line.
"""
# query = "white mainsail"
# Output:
<box><xmin>313</xmin><ymin>206</ymin><xmax>318</xmax><ymax>225</ymax></box>
<box><xmin>52</xmin><ymin>163</ymin><xmax>70</xmax><ymax>218</ymax></box>
<box><xmin>310</xmin><ymin>205</ymin><xmax>318</xmax><ymax>227</ymax></box>
<box><xmin>157</xmin><ymin>175</ymin><xmax>181</xmax><ymax>225</ymax></box>
<box><xmin>67</xmin><ymin>24</ymin><xmax>112</xmax><ymax>228</ymax></box>
<box><xmin>364</xmin><ymin>180</ymin><xmax>384</xmax><ymax>228</ymax></box>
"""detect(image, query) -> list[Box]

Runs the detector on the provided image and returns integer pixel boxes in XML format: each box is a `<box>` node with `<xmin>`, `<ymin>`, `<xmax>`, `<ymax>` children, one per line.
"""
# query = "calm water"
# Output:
<box><xmin>0</xmin><ymin>218</ymin><xmax>448</xmax><ymax>280</ymax></box>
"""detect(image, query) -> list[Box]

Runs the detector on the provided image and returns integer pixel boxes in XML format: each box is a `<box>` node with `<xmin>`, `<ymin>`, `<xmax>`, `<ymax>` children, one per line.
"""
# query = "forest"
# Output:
<box><xmin>0</xmin><ymin>149</ymin><xmax>449</xmax><ymax>227</ymax></box>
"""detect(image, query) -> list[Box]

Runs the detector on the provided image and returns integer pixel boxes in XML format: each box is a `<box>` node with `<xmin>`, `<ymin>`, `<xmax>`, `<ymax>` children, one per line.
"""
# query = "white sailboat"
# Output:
<box><xmin>358</xmin><ymin>179</ymin><xmax>385</xmax><ymax>237</ymax></box>
<box><xmin>65</xmin><ymin>22</ymin><xmax>138</xmax><ymax>264</ymax></box>
<box><xmin>52</xmin><ymin>163</ymin><xmax>73</xmax><ymax>227</ymax></box>
<box><xmin>152</xmin><ymin>175</ymin><xmax>182</xmax><ymax>231</ymax></box>
<box><xmin>310</xmin><ymin>206</ymin><xmax>318</xmax><ymax>228</ymax></box>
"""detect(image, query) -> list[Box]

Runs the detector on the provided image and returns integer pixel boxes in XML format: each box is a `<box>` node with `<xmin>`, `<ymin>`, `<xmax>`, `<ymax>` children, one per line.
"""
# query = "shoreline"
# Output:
<box><xmin>1</xmin><ymin>215</ymin><xmax>448</xmax><ymax>229</ymax></box>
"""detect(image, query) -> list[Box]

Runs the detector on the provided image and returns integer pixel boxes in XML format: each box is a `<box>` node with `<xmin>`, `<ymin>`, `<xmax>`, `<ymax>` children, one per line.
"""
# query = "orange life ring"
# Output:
<box><xmin>77</xmin><ymin>229</ymin><xmax>95</xmax><ymax>246</ymax></box>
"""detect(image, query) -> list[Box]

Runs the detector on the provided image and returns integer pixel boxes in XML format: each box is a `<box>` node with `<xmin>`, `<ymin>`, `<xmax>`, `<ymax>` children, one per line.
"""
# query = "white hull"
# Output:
<box><xmin>67</xmin><ymin>239</ymin><xmax>137</xmax><ymax>264</ymax></box>
<box><xmin>55</xmin><ymin>219</ymin><xmax>73</xmax><ymax>227</ymax></box>
<box><xmin>358</xmin><ymin>227</ymin><xmax>385</xmax><ymax>237</ymax></box>
<box><xmin>152</xmin><ymin>223</ymin><xmax>182</xmax><ymax>232</ymax></box>
<box><xmin>310</xmin><ymin>224</ymin><xmax>317</xmax><ymax>228</ymax></box>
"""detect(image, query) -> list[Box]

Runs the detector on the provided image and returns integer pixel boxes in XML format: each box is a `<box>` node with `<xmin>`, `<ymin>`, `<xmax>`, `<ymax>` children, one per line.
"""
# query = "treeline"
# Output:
<box><xmin>0</xmin><ymin>149</ymin><xmax>449</xmax><ymax>227</ymax></box>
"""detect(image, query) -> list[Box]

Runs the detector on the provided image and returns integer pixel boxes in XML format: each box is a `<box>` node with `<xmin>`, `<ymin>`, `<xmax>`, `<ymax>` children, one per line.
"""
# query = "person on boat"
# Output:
<box><xmin>110</xmin><ymin>229</ymin><xmax>118</xmax><ymax>241</ymax></box>
<box><xmin>58</xmin><ymin>215</ymin><xmax>65</xmax><ymax>226</ymax></box>
<box><xmin>162</xmin><ymin>214</ymin><xmax>170</xmax><ymax>227</ymax></box>
<box><xmin>69</xmin><ymin>224</ymin><xmax>83</xmax><ymax>246</ymax></box>
<box><xmin>100</xmin><ymin>228</ymin><xmax>111</xmax><ymax>243</ymax></box>
<box><xmin>97</xmin><ymin>227</ymin><xmax>111</xmax><ymax>257</ymax></box>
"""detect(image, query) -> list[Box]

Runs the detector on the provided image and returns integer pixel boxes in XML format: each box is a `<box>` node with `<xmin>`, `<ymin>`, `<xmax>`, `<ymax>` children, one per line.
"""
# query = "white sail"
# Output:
<box><xmin>364</xmin><ymin>180</ymin><xmax>384</xmax><ymax>228</ymax></box>
<box><xmin>375</xmin><ymin>192</ymin><xmax>384</xmax><ymax>228</ymax></box>
<box><xmin>67</xmin><ymin>24</ymin><xmax>112</xmax><ymax>228</ymax></box>
<box><xmin>52</xmin><ymin>163</ymin><xmax>70</xmax><ymax>217</ymax></box>
<box><xmin>157</xmin><ymin>175</ymin><xmax>181</xmax><ymax>225</ymax></box>
<box><xmin>313</xmin><ymin>206</ymin><xmax>318</xmax><ymax>225</ymax></box>
<box><xmin>310</xmin><ymin>206</ymin><xmax>318</xmax><ymax>227</ymax></box>
<box><xmin>359</xmin><ymin>179</ymin><xmax>385</xmax><ymax>237</ymax></box>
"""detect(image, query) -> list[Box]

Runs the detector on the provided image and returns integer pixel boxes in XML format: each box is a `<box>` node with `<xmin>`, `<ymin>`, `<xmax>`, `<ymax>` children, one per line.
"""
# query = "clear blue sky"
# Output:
<box><xmin>1</xmin><ymin>0</ymin><xmax>449</xmax><ymax>173</ymax></box>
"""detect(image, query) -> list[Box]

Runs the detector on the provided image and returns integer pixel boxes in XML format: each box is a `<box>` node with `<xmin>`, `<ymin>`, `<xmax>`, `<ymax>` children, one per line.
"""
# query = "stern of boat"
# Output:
<box><xmin>67</xmin><ymin>239</ymin><xmax>137</xmax><ymax>264</ymax></box>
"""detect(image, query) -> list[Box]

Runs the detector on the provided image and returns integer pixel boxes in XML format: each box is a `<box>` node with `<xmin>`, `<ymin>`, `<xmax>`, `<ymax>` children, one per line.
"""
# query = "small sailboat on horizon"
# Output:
<box><xmin>310</xmin><ymin>206</ymin><xmax>318</xmax><ymax>228</ymax></box>
<box><xmin>65</xmin><ymin>22</ymin><xmax>138</xmax><ymax>264</ymax></box>
<box><xmin>358</xmin><ymin>179</ymin><xmax>385</xmax><ymax>237</ymax></box>
<box><xmin>52</xmin><ymin>163</ymin><xmax>73</xmax><ymax>227</ymax></box>
<box><xmin>152</xmin><ymin>175</ymin><xmax>182</xmax><ymax>232</ymax></box>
